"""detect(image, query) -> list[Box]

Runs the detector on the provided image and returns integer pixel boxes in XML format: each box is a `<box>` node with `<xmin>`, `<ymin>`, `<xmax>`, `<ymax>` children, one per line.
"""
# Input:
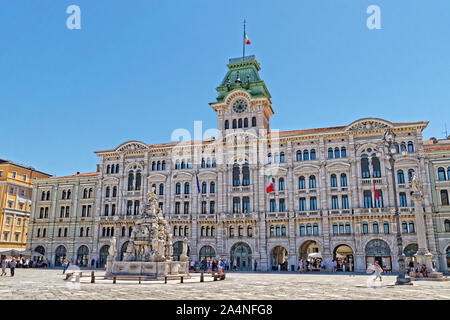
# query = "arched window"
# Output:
<box><xmin>441</xmin><ymin>190</ymin><xmax>449</xmax><ymax>206</ymax></box>
<box><xmin>339</xmin><ymin>222</ymin><xmax>344</xmax><ymax>234</ymax></box>
<box><xmin>242</xmin><ymin>197</ymin><xmax>250</xmax><ymax>213</ymax></box>
<box><xmin>202</xmin><ymin>182</ymin><xmax>207</xmax><ymax>194</ymax></box>
<box><xmin>333</xmin><ymin>223</ymin><xmax>338</xmax><ymax>235</ymax></box>
<box><xmin>112</xmin><ymin>186</ymin><xmax>117</xmax><ymax>197</ymax></box>
<box><xmin>244</xmin><ymin>118</ymin><xmax>248</xmax><ymax>128</ymax></box>
<box><xmin>233</xmin><ymin>197</ymin><xmax>241</xmax><ymax>213</ymax></box>
<box><xmin>345</xmin><ymin>222</ymin><xmax>351</xmax><ymax>234</ymax></box>
<box><xmin>313</xmin><ymin>223</ymin><xmax>319</xmax><ymax>235</ymax></box>
<box><xmin>210</xmin><ymin>181</ymin><xmax>215</xmax><ymax>193</ymax></box>
<box><xmin>341</xmin><ymin>147</ymin><xmax>347</xmax><ymax>158</ymax></box>
<box><xmin>105</xmin><ymin>187</ymin><xmax>110</xmax><ymax>198</ymax></box>
<box><xmin>409</xmin><ymin>221</ymin><xmax>415</xmax><ymax>233</ymax></box>
<box><xmin>224</xmin><ymin>120</ymin><xmax>229</xmax><ymax>130</ymax></box>
<box><xmin>201</xmin><ymin>158</ymin><xmax>205</xmax><ymax>168</ymax></box>
<box><xmin>303</xmin><ymin>150</ymin><xmax>309</xmax><ymax>161</ymax></box>
<box><xmin>364</xmin><ymin>190</ymin><xmax>373</xmax><ymax>208</ymax></box>
<box><xmin>184</xmin><ymin>182</ymin><xmax>190</xmax><ymax>194</ymax></box>
<box><xmin>299</xmin><ymin>176</ymin><xmax>306</xmax><ymax>190</ymax></box>
<box><xmin>310</xmin><ymin>149</ymin><xmax>316</xmax><ymax>160</ymax></box>
<box><xmin>397</xmin><ymin>170</ymin><xmax>405</xmax><ymax>184</ymax></box>
<box><xmin>162</xmin><ymin>161</ymin><xmax>166</xmax><ymax>170</ymax></box>
<box><xmin>104</xmin><ymin>204</ymin><xmax>109</xmax><ymax>216</ymax></box>
<box><xmin>281</xmin><ymin>225</ymin><xmax>287</xmax><ymax>236</ymax></box>
<box><xmin>247</xmin><ymin>225</ymin><xmax>252</xmax><ymax>237</ymax></box>
<box><xmin>270</xmin><ymin>225</ymin><xmax>275</xmax><ymax>237</ymax></box>
<box><xmin>181</xmin><ymin>160</ymin><xmax>185</xmax><ymax>169</ymax></box>
<box><xmin>233</xmin><ymin>163</ymin><xmax>240</xmax><ymax>186</ymax></box>
<box><xmin>330</xmin><ymin>174</ymin><xmax>337</xmax><ymax>188</ymax></box>
<box><xmin>252</xmin><ymin>117</ymin><xmax>256</xmax><ymax>127</ymax></box>
<box><xmin>448</xmin><ymin>167</ymin><xmax>450</xmax><ymax>180</ymax></box>
<box><xmin>280</xmin><ymin>152</ymin><xmax>285</xmax><ymax>163</ymax></box>
<box><xmin>127</xmin><ymin>171</ymin><xmax>134</xmax><ymax>191</ymax></box>
<box><xmin>299</xmin><ymin>224</ymin><xmax>305</xmax><ymax>236</ymax></box>
<box><xmin>206</xmin><ymin>158</ymin><xmax>211</xmax><ymax>168</ymax></box>
<box><xmin>444</xmin><ymin>219</ymin><xmax>450</xmax><ymax>232</ymax></box>
<box><xmin>402</xmin><ymin>221</ymin><xmax>408</xmax><ymax>233</ymax></box>
<box><xmin>229</xmin><ymin>226</ymin><xmax>234</xmax><ymax>237</ymax></box>
<box><xmin>115</xmin><ymin>164</ymin><xmax>119</xmax><ymax>173</ymax></box>
<box><xmin>394</xmin><ymin>143</ymin><xmax>400</xmax><ymax>154</ymax></box>
<box><xmin>296</xmin><ymin>150</ymin><xmax>302</xmax><ymax>161</ymax></box>
<box><xmin>279</xmin><ymin>178</ymin><xmax>285</xmax><ymax>191</ymax></box>
<box><xmin>46</xmin><ymin>191</ymin><xmax>50</xmax><ymax>200</ymax></box>
<box><xmin>41</xmin><ymin>192</ymin><xmax>45</xmax><ymax>201</ymax></box>
<box><xmin>175</xmin><ymin>160</ymin><xmax>180</xmax><ymax>169</ymax></box>
<box><xmin>438</xmin><ymin>167</ymin><xmax>446</xmax><ymax>181</ymax></box>
<box><xmin>305</xmin><ymin>223</ymin><xmax>311</xmax><ymax>236</ymax></box>
<box><xmin>334</xmin><ymin>147</ymin><xmax>340</xmax><ymax>159</ymax></box>
<box><xmin>400</xmin><ymin>142</ymin><xmax>407</xmax><ymax>152</ymax></box>
<box><xmin>159</xmin><ymin>184</ymin><xmax>164</xmax><ymax>195</ymax></box>
<box><xmin>242</xmin><ymin>163</ymin><xmax>250</xmax><ymax>186</ymax></box>
<box><xmin>361</xmin><ymin>155</ymin><xmax>370</xmax><ymax>178</ymax></box>
<box><xmin>408</xmin><ymin>169</ymin><xmax>415</xmax><ymax>183</ymax></box>
<box><xmin>407</xmin><ymin>141</ymin><xmax>414</xmax><ymax>153</ymax></box>
<box><xmin>363</xmin><ymin>221</ymin><xmax>368</xmax><ymax>234</ymax></box>
<box><xmin>175</xmin><ymin>182</ymin><xmax>181</xmax><ymax>195</ymax></box>
<box><xmin>372</xmin><ymin>156</ymin><xmax>381</xmax><ymax>178</ymax></box>
<box><xmin>67</xmin><ymin>190</ymin><xmax>71</xmax><ymax>199</ymax></box>
<box><xmin>310</xmin><ymin>197</ymin><xmax>317</xmax><ymax>210</ymax></box>
<box><xmin>340</xmin><ymin>173</ymin><xmax>347</xmax><ymax>187</ymax></box>
<box><xmin>111</xmin><ymin>165</ymin><xmax>115</xmax><ymax>174</ymax></box>
<box><xmin>299</xmin><ymin>198</ymin><xmax>306</xmax><ymax>211</ymax></box>
<box><xmin>279</xmin><ymin>199</ymin><xmax>286</xmax><ymax>212</ymax></box>
<box><xmin>157</xmin><ymin>161</ymin><xmax>161</xmax><ymax>171</ymax></box>
<box><xmin>373</xmin><ymin>221</ymin><xmax>379</xmax><ymax>234</ymax></box>
<box><xmin>106</xmin><ymin>165</ymin><xmax>110</xmax><ymax>174</ymax></box>
<box><xmin>238</xmin><ymin>119</ymin><xmax>242</xmax><ymax>128</ymax></box>
<box><xmin>152</xmin><ymin>162</ymin><xmax>156</xmax><ymax>171</ymax></box>
<box><xmin>212</xmin><ymin>159</ymin><xmax>216</xmax><ymax>167</ymax></box>
<box><xmin>328</xmin><ymin>148</ymin><xmax>333</xmax><ymax>159</ymax></box>
<box><xmin>268</xmin><ymin>153</ymin><xmax>272</xmax><ymax>164</ymax></box>
<box><xmin>309</xmin><ymin>175</ymin><xmax>316</xmax><ymax>189</ymax></box>
<box><xmin>276</xmin><ymin>225</ymin><xmax>281</xmax><ymax>237</ymax></box>
<box><xmin>135</xmin><ymin>170</ymin><xmax>142</xmax><ymax>190</ymax></box>
<box><xmin>62</xmin><ymin>190</ymin><xmax>66</xmax><ymax>200</ymax></box>
<box><xmin>383</xmin><ymin>221</ymin><xmax>389</xmax><ymax>234</ymax></box>
<box><xmin>232</xmin><ymin>119</ymin><xmax>237</xmax><ymax>129</ymax></box>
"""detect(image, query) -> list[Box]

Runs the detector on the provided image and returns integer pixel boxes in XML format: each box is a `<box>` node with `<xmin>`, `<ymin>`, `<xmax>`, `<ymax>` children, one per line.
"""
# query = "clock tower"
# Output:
<box><xmin>210</xmin><ymin>55</ymin><xmax>273</xmax><ymax>137</ymax></box>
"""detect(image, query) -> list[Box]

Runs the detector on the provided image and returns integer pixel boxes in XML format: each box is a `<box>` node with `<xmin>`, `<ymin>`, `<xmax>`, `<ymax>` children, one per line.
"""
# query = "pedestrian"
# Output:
<box><xmin>320</xmin><ymin>260</ymin><xmax>325</xmax><ymax>272</ymax></box>
<box><xmin>9</xmin><ymin>257</ymin><xmax>17</xmax><ymax>277</ymax></box>
<box><xmin>373</xmin><ymin>261</ymin><xmax>383</xmax><ymax>282</ymax></box>
<box><xmin>62</xmin><ymin>259</ymin><xmax>68</xmax><ymax>274</ymax></box>
<box><xmin>254</xmin><ymin>259</ymin><xmax>257</xmax><ymax>272</ymax></box>
<box><xmin>422</xmin><ymin>264</ymin><xmax>428</xmax><ymax>278</ymax></box>
<box><xmin>1</xmin><ymin>257</ymin><xmax>7</xmax><ymax>276</ymax></box>
<box><xmin>343</xmin><ymin>261</ymin><xmax>346</xmax><ymax>273</ymax></box>
<box><xmin>91</xmin><ymin>258</ymin><xmax>95</xmax><ymax>269</ymax></box>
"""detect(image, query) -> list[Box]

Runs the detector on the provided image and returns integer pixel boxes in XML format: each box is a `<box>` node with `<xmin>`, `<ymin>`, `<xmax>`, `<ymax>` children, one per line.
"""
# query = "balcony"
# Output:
<box><xmin>266</xmin><ymin>211</ymin><xmax>289</xmax><ymax>219</ymax></box>
<box><xmin>197</xmin><ymin>214</ymin><xmax>217</xmax><ymax>221</ymax></box>
<box><xmin>360</xmin><ymin>178</ymin><xmax>383</xmax><ymax>185</ymax></box>
<box><xmin>329</xmin><ymin>209</ymin><xmax>352</xmax><ymax>216</ymax></box>
<box><xmin>295</xmin><ymin>211</ymin><xmax>320</xmax><ymax>218</ymax></box>
<box><xmin>231</xmin><ymin>185</ymin><xmax>253</xmax><ymax>193</ymax></box>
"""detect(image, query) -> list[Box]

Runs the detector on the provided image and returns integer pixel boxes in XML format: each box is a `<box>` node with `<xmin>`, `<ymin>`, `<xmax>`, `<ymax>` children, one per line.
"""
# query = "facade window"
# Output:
<box><xmin>372</xmin><ymin>156</ymin><xmax>381</xmax><ymax>178</ymax></box>
<box><xmin>210</xmin><ymin>201</ymin><xmax>215</xmax><ymax>214</ymax></box>
<box><xmin>104</xmin><ymin>204</ymin><xmax>109</xmax><ymax>216</ymax></box>
<box><xmin>334</xmin><ymin>147</ymin><xmax>340</xmax><ymax>159</ymax></box>
<box><xmin>210</xmin><ymin>182</ymin><xmax>215</xmax><ymax>193</ymax></box>
<box><xmin>233</xmin><ymin>197</ymin><xmax>241</xmax><ymax>213</ymax></box>
<box><xmin>408</xmin><ymin>169</ymin><xmax>415</xmax><ymax>183</ymax></box>
<box><xmin>383</xmin><ymin>221</ymin><xmax>390</xmax><ymax>234</ymax></box>
<box><xmin>342</xmin><ymin>195</ymin><xmax>349</xmax><ymax>209</ymax></box>
<box><xmin>333</xmin><ymin>223</ymin><xmax>338</xmax><ymax>235</ymax></box>
<box><xmin>332</xmin><ymin>196</ymin><xmax>339</xmax><ymax>209</ymax></box>
<box><xmin>110</xmin><ymin>204</ymin><xmax>115</xmax><ymax>216</ymax></box>
<box><xmin>444</xmin><ymin>220</ymin><xmax>450</xmax><ymax>232</ymax></box>
<box><xmin>364</xmin><ymin>190</ymin><xmax>373</xmax><ymax>208</ymax></box>
<box><xmin>243</xmin><ymin>197</ymin><xmax>250</xmax><ymax>213</ymax></box>
<box><xmin>232</xmin><ymin>119</ymin><xmax>237</xmax><ymax>129</ymax></box>
<box><xmin>126</xmin><ymin>201</ymin><xmax>132</xmax><ymax>215</ymax></box>
<box><xmin>363</xmin><ymin>222</ymin><xmax>368</xmax><ymax>234</ymax></box>
<box><xmin>402</xmin><ymin>221</ymin><xmax>408</xmax><ymax>233</ymax></box>
<box><xmin>374</xmin><ymin>190</ymin><xmax>383</xmax><ymax>208</ymax></box>
<box><xmin>280</xmin><ymin>152</ymin><xmax>285</xmax><ymax>163</ymax></box>
<box><xmin>244</xmin><ymin>118</ymin><xmax>249</xmax><ymax>127</ymax></box>
<box><xmin>300</xmin><ymin>224</ymin><xmax>305</xmax><ymax>236</ymax></box>
<box><xmin>299</xmin><ymin>198</ymin><xmax>306</xmax><ymax>211</ymax></box>
<box><xmin>176</xmin><ymin>183</ymin><xmax>181</xmax><ymax>195</ymax></box>
<box><xmin>162</xmin><ymin>161</ymin><xmax>166</xmax><ymax>170</ymax></box>
<box><xmin>152</xmin><ymin>162</ymin><xmax>156</xmax><ymax>171</ymax></box>
<box><xmin>233</xmin><ymin>164</ymin><xmax>240</xmax><ymax>186</ymax></box>
<box><xmin>441</xmin><ymin>190</ymin><xmax>449</xmax><ymax>206</ymax></box>
<box><xmin>407</xmin><ymin>141</ymin><xmax>414</xmax><ymax>153</ymax></box>
<box><xmin>279</xmin><ymin>178</ymin><xmax>285</xmax><ymax>191</ymax></box>
<box><xmin>238</xmin><ymin>119</ymin><xmax>242</xmax><ymax>128</ymax></box>
<box><xmin>105</xmin><ymin>187</ymin><xmax>110</xmax><ymax>198</ymax></box>
<box><xmin>296</xmin><ymin>150</ymin><xmax>302</xmax><ymax>161</ymax></box>
<box><xmin>229</xmin><ymin>226</ymin><xmax>234</xmax><ymax>237</ymax></box>
<box><xmin>328</xmin><ymin>148</ymin><xmax>333</xmax><ymax>159</ymax></box>
<box><xmin>252</xmin><ymin>117</ymin><xmax>256</xmax><ymax>127</ymax></box>
<box><xmin>134</xmin><ymin>200</ymin><xmax>140</xmax><ymax>215</ymax></box>
<box><xmin>310</xmin><ymin>149</ymin><xmax>316</xmax><ymax>160</ymax></box>
<box><xmin>310</xmin><ymin>197</ymin><xmax>317</xmax><ymax>210</ymax></box>
<box><xmin>224</xmin><ymin>120</ymin><xmax>229</xmax><ymax>130</ymax></box>
<box><xmin>112</xmin><ymin>187</ymin><xmax>116</xmax><ymax>197</ymax></box>
<box><xmin>313</xmin><ymin>223</ymin><xmax>319</xmax><ymax>235</ymax></box>
<box><xmin>340</xmin><ymin>174</ymin><xmax>347</xmax><ymax>187</ymax></box>
<box><xmin>309</xmin><ymin>176</ymin><xmax>316</xmax><ymax>189</ymax></box>
<box><xmin>279</xmin><ymin>199</ymin><xmax>286</xmax><ymax>212</ymax></box>
<box><xmin>269</xmin><ymin>199</ymin><xmax>276</xmax><ymax>212</ymax></box>
<box><xmin>201</xmin><ymin>158</ymin><xmax>205</xmax><ymax>168</ymax></box>
<box><xmin>183</xmin><ymin>202</ymin><xmax>189</xmax><ymax>214</ymax></box>
<box><xmin>397</xmin><ymin>170</ymin><xmax>405</xmax><ymax>184</ymax></box>
<box><xmin>438</xmin><ymin>167</ymin><xmax>446</xmax><ymax>181</ymax></box>
<box><xmin>361</xmin><ymin>155</ymin><xmax>370</xmax><ymax>178</ymax></box>
<box><xmin>399</xmin><ymin>192</ymin><xmax>408</xmax><ymax>207</ymax></box>
<box><xmin>268</xmin><ymin>153</ymin><xmax>272</xmax><ymax>164</ymax></box>
<box><xmin>400</xmin><ymin>143</ymin><xmax>407</xmax><ymax>152</ymax></box>
<box><xmin>409</xmin><ymin>221</ymin><xmax>415</xmax><ymax>233</ymax></box>
<box><xmin>159</xmin><ymin>184</ymin><xmax>164</xmax><ymax>195</ymax></box>
<box><xmin>276</xmin><ymin>226</ymin><xmax>280</xmax><ymax>237</ymax></box>
<box><xmin>281</xmin><ymin>225</ymin><xmax>287</xmax><ymax>236</ymax></box>
<box><xmin>303</xmin><ymin>150</ymin><xmax>309</xmax><ymax>161</ymax></box>
<box><xmin>345</xmin><ymin>222</ymin><xmax>351</xmax><ymax>234</ymax></box>
<box><xmin>373</xmin><ymin>221</ymin><xmax>379</xmax><ymax>234</ymax></box>
<box><xmin>299</xmin><ymin>176</ymin><xmax>306</xmax><ymax>190</ymax></box>
<box><xmin>201</xmin><ymin>201</ymin><xmax>207</xmax><ymax>214</ymax></box>
<box><xmin>339</xmin><ymin>222</ymin><xmax>344</xmax><ymax>234</ymax></box>
<box><xmin>330</xmin><ymin>174</ymin><xmax>337</xmax><ymax>188</ymax></box>
<box><xmin>202</xmin><ymin>182</ymin><xmax>207</xmax><ymax>194</ymax></box>
<box><xmin>242</xmin><ymin>163</ymin><xmax>250</xmax><ymax>186</ymax></box>
<box><xmin>341</xmin><ymin>147</ymin><xmax>346</xmax><ymax>158</ymax></box>
<box><xmin>128</xmin><ymin>171</ymin><xmax>134</xmax><ymax>191</ymax></box>
<box><xmin>135</xmin><ymin>170</ymin><xmax>142</xmax><ymax>190</ymax></box>
<box><xmin>175</xmin><ymin>202</ymin><xmax>180</xmax><ymax>214</ymax></box>
<box><xmin>247</xmin><ymin>226</ymin><xmax>252</xmax><ymax>237</ymax></box>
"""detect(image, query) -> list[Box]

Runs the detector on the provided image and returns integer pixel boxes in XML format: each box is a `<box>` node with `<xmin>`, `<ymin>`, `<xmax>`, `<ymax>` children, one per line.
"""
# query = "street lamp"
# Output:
<box><xmin>382</xmin><ymin>128</ymin><xmax>411</xmax><ymax>285</ymax></box>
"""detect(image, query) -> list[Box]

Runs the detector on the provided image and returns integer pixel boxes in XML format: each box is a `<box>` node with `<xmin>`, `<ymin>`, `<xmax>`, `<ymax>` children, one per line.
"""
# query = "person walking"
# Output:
<box><xmin>373</xmin><ymin>261</ymin><xmax>383</xmax><ymax>282</ymax></box>
<box><xmin>9</xmin><ymin>257</ymin><xmax>17</xmax><ymax>277</ymax></box>
<box><xmin>1</xmin><ymin>257</ymin><xmax>7</xmax><ymax>276</ymax></box>
<box><xmin>62</xmin><ymin>259</ymin><xmax>69</xmax><ymax>274</ymax></box>
<box><xmin>320</xmin><ymin>260</ymin><xmax>325</xmax><ymax>272</ymax></box>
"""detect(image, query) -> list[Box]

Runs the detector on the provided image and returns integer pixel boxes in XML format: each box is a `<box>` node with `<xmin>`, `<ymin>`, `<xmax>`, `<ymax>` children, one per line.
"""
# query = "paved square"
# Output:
<box><xmin>0</xmin><ymin>269</ymin><xmax>449</xmax><ymax>300</ymax></box>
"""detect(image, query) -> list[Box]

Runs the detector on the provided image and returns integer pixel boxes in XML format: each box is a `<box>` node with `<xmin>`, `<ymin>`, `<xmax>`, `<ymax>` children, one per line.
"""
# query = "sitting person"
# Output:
<box><xmin>422</xmin><ymin>264</ymin><xmax>428</xmax><ymax>278</ymax></box>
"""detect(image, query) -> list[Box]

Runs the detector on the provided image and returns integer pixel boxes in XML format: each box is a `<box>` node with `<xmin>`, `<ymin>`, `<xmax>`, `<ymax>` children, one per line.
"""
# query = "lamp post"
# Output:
<box><xmin>382</xmin><ymin>128</ymin><xmax>411</xmax><ymax>285</ymax></box>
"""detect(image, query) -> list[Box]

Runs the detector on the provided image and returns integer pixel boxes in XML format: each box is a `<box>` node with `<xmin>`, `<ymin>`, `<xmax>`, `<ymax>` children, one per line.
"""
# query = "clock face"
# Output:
<box><xmin>232</xmin><ymin>99</ymin><xmax>248</xmax><ymax>114</ymax></box>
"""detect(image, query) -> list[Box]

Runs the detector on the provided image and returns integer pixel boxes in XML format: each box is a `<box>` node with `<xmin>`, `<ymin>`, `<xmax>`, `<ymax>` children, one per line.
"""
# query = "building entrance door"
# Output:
<box><xmin>230</xmin><ymin>242</ymin><xmax>252</xmax><ymax>271</ymax></box>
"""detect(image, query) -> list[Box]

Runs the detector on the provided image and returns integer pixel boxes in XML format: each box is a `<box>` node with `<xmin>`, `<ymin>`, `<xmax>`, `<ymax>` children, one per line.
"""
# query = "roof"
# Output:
<box><xmin>0</xmin><ymin>158</ymin><xmax>52</xmax><ymax>177</ymax></box>
<box><xmin>55</xmin><ymin>172</ymin><xmax>99</xmax><ymax>179</ymax></box>
<box><xmin>423</xmin><ymin>138</ymin><xmax>450</xmax><ymax>152</ymax></box>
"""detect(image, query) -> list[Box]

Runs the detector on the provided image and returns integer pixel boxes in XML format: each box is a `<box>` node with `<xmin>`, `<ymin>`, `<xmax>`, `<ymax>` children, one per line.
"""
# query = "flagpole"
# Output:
<box><xmin>243</xmin><ymin>19</ymin><xmax>246</xmax><ymax>59</ymax></box>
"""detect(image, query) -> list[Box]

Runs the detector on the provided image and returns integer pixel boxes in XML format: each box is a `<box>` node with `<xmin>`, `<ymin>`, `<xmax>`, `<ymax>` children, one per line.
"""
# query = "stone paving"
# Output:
<box><xmin>0</xmin><ymin>269</ymin><xmax>449</xmax><ymax>300</ymax></box>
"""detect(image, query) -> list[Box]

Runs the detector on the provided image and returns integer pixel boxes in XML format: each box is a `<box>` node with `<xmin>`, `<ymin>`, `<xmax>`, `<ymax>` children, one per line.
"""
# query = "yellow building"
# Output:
<box><xmin>0</xmin><ymin>159</ymin><xmax>51</xmax><ymax>251</ymax></box>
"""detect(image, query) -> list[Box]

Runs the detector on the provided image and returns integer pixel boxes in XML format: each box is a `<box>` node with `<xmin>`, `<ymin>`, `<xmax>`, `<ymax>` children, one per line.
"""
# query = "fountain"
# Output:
<box><xmin>105</xmin><ymin>188</ymin><xmax>190</xmax><ymax>280</ymax></box>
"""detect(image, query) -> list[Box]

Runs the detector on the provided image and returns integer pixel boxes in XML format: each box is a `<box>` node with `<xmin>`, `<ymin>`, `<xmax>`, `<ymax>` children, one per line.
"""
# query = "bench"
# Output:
<box><xmin>164</xmin><ymin>275</ymin><xmax>184</xmax><ymax>284</ymax></box>
<box><xmin>112</xmin><ymin>275</ymin><xmax>146</xmax><ymax>284</ymax></box>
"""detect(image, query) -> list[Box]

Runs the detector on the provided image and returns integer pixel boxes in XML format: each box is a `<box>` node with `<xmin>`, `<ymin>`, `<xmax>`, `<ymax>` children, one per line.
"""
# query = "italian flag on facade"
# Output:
<box><xmin>244</xmin><ymin>32</ymin><xmax>251</xmax><ymax>45</ymax></box>
<box><xmin>266</xmin><ymin>175</ymin><xmax>274</xmax><ymax>193</ymax></box>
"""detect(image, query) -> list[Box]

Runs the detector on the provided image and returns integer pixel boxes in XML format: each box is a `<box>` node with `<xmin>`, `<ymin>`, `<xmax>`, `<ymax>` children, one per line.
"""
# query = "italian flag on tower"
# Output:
<box><xmin>244</xmin><ymin>31</ymin><xmax>251</xmax><ymax>45</ymax></box>
<box><xmin>266</xmin><ymin>175</ymin><xmax>274</xmax><ymax>193</ymax></box>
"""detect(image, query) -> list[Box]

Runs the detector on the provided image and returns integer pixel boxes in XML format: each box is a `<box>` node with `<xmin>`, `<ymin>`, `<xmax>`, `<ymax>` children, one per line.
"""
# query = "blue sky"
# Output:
<box><xmin>1</xmin><ymin>1</ymin><xmax>449</xmax><ymax>177</ymax></box>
